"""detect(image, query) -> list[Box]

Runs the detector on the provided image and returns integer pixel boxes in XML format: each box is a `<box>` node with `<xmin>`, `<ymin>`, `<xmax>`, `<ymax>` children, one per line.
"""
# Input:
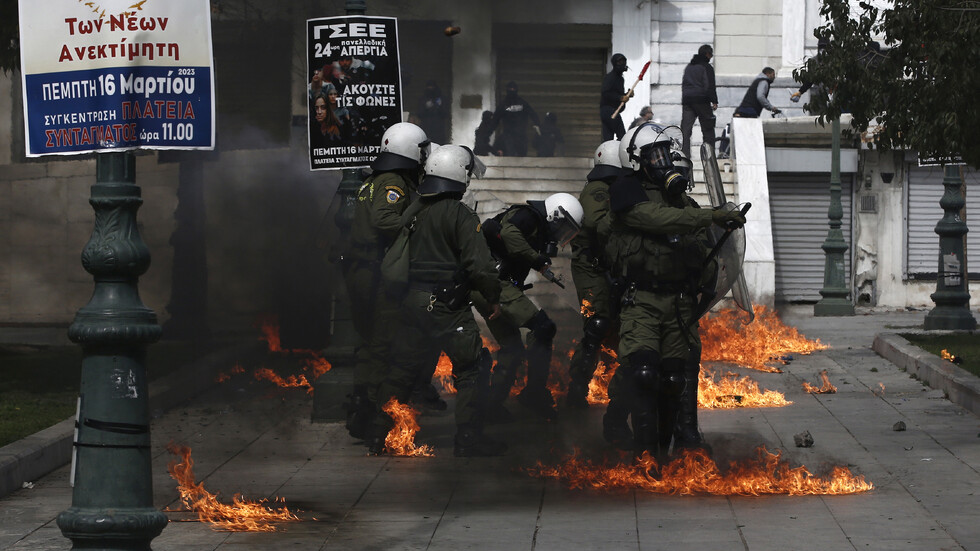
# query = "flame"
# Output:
<box><xmin>701</xmin><ymin>306</ymin><xmax>828</xmax><ymax>372</ymax></box>
<box><xmin>581</xmin><ymin>298</ymin><xmax>595</xmax><ymax>318</ymax></box>
<box><xmin>380</xmin><ymin>398</ymin><xmax>434</xmax><ymax>457</ymax></box>
<box><xmin>587</xmin><ymin>345</ymin><xmax>619</xmax><ymax>405</ymax></box>
<box><xmin>697</xmin><ymin>367</ymin><xmax>792</xmax><ymax>409</ymax></box>
<box><xmin>166</xmin><ymin>442</ymin><xmax>300</xmax><ymax>531</ymax></box>
<box><xmin>254</xmin><ymin>368</ymin><xmax>314</xmax><ymax>394</ymax></box>
<box><xmin>527</xmin><ymin>447</ymin><xmax>873</xmax><ymax>496</ymax></box>
<box><xmin>433</xmin><ymin>352</ymin><xmax>456</xmax><ymax>394</ymax></box>
<box><xmin>802</xmin><ymin>370</ymin><xmax>837</xmax><ymax>394</ymax></box>
<box><xmin>214</xmin><ymin>363</ymin><xmax>246</xmax><ymax>383</ymax></box>
<box><xmin>253</xmin><ymin>317</ymin><xmax>333</xmax><ymax>392</ymax></box>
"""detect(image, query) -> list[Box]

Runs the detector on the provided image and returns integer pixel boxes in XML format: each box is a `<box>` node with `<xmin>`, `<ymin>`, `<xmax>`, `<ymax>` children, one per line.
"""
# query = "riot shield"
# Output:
<box><xmin>699</xmin><ymin>143</ymin><xmax>754</xmax><ymax>321</ymax></box>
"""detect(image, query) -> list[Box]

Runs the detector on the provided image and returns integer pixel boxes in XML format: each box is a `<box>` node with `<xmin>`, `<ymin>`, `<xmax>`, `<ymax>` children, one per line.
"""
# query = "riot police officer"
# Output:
<box><xmin>343</xmin><ymin>122</ymin><xmax>437</xmax><ymax>440</ymax></box>
<box><xmin>605</xmin><ymin>122</ymin><xmax>744</xmax><ymax>460</ymax></box>
<box><xmin>368</xmin><ymin>145</ymin><xmax>507</xmax><ymax>457</ymax></box>
<box><xmin>566</xmin><ymin>140</ymin><xmax>632</xmax><ymax>449</ymax></box>
<box><xmin>568</xmin><ymin>141</ymin><xmax>618</xmax><ymax>404</ymax></box>
<box><xmin>473</xmin><ymin>193</ymin><xmax>584</xmax><ymax>421</ymax></box>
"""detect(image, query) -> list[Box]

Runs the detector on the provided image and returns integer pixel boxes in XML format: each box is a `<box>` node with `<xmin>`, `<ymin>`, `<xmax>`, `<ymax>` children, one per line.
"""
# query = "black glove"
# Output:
<box><xmin>711</xmin><ymin>207</ymin><xmax>746</xmax><ymax>230</ymax></box>
<box><xmin>771</xmin><ymin>107</ymin><xmax>782</xmax><ymax>115</ymax></box>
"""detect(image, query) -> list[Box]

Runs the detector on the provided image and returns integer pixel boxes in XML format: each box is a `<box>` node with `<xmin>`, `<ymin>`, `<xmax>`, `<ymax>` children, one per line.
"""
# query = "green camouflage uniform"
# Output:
<box><xmin>345</xmin><ymin>171</ymin><xmax>422</xmax><ymax>400</ymax></box>
<box><xmin>474</xmin><ymin>203</ymin><xmax>558</xmax><ymax>413</ymax></box>
<box><xmin>606</xmin><ymin>174</ymin><xmax>712</xmax><ymax>360</ymax></box>
<box><xmin>606</xmin><ymin>170</ymin><xmax>714</xmax><ymax>456</ymax></box>
<box><xmin>568</xmin><ymin>177</ymin><xmax>617</xmax><ymax>400</ymax></box>
<box><xmin>373</xmin><ymin>196</ymin><xmax>502</xmax><ymax>432</ymax></box>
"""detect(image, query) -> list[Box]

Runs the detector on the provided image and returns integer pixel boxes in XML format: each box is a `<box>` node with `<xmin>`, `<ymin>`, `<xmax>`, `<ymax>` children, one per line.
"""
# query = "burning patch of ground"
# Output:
<box><xmin>527</xmin><ymin>447</ymin><xmax>873</xmax><ymax>496</ymax></box>
<box><xmin>166</xmin><ymin>442</ymin><xmax>301</xmax><ymax>531</ymax></box>
<box><xmin>214</xmin><ymin>316</ymin><xmax>332</xmax><ymax>393</ymax></box>
<box><xmin>802</xmin><ymin>370</ymin><xmax>838</xmax><ymax>394</ymax></box>
<box><xmin>380</xmin><ymin>398</ymin><xmax>434</xmax><ymax>457</ymax></box>
<box><xmin>701</xmin><ymin>306</ymin><xmax>828</xmax><ymax>372</ymax></box>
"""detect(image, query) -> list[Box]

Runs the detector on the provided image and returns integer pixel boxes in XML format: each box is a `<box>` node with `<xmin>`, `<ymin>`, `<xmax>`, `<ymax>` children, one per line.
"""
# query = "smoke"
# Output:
<box><xmin>169</xmin><ymin>122</ymin><xmax>343</xmax><ymax>348</ymax></box>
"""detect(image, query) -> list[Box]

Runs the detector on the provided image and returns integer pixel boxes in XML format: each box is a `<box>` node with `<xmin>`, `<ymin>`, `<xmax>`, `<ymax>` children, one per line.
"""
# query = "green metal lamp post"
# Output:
<box><xmin>57</xmin><ymin>151</ymin><xmax>167</xmax><ymax>550</ymax></box>
<box><xmin>923</xmin><ymin>164</ymin><xmax>976</xmax><ymax>330</ymax></box>
<box><xmin>814</xmin><ymin>116</ymin><xmax>856</xmax><ymax>316</ymax></box>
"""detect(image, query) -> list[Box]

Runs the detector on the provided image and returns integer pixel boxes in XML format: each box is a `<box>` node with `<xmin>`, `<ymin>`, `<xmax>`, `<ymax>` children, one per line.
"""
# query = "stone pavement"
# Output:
<box><xmin>2</xmin><ymin>307</ymin><xmax>980</xmax><ymax>551</ymax></box>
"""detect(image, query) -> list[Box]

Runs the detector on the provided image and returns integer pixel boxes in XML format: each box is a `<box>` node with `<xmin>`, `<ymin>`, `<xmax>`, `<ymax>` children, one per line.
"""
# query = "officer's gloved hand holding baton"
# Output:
<box><xmin>711</xmin><ymin>203</ymin><xmax>748</xmax><ymax>230</ymax></box>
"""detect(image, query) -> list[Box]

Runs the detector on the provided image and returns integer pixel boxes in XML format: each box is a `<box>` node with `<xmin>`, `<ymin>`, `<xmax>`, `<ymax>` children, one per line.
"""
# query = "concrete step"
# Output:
<box><xmin>467</xmin><ymin>155</ymin><xmax>739</xmax><ymax>218</ymax></box>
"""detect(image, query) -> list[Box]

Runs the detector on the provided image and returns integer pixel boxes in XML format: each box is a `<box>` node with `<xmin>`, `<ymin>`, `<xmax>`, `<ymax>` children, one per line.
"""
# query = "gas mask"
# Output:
<box><xmin>641</xmin><ymin>142</ymin><xmax>690</xmax><ymax>196</ymax></box>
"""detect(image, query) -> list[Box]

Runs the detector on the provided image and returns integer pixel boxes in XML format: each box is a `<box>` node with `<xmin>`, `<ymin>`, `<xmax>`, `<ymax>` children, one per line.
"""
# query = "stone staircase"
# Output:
<box><xmin>463</xmin><ymin>154</ymin><xmax>738</xmax><ymax>314</ymax></box>
<box><xmin>466</xmin><ymin>153</ymin><xmax>737</xmax><ymax>219</ymax></box>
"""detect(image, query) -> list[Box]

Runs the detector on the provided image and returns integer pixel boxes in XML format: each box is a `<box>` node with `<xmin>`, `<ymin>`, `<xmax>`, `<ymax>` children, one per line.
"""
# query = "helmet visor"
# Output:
<box><xmin>550</xmin><ymin>206</ymin><xmax>582</xmax><ymax>248</ymax></box>
<box><xmin>642</xmin><ymin>142</ymin><xmax>673</xmax><ymax>169</ymax></box>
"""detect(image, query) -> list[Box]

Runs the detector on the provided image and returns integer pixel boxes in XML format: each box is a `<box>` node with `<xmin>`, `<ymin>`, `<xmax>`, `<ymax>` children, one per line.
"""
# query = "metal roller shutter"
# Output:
<box><xmin>770</xmin><ymin>174</ymin><xmax>853</xmax><ymax>302</ymax></box>
<box><xmin>906</xmin><ymin>165</ymin><xmax>980</xmax><ymax>278</ymax></box>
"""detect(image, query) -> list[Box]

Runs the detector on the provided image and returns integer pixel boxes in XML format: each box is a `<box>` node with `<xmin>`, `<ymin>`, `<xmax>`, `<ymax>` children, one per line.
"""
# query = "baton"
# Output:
<box><xmin>611</xmin><ymin>61</ymin><xmax>651</xmax><ymax>120</ymax></box>
<box><xmin>703</xmin><ymin>203</ymin><xmax>752</xmax><ymax>268</ymax></box>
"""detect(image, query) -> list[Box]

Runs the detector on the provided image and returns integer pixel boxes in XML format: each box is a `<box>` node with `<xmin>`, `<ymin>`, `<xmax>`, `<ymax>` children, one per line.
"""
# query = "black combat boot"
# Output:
<box><xmin>565</xmin><ymin>379</ymin><xmax>590</xmax><ymax>409</ymax></box>
<box><xmin>344</xmin><ymin>386</ymin><xmax>374</xmax><ymax>440</ymax></box>
<box><xmin>519</xmin><ymin>343</ymin><xmax>557</xmax><ymax>420</ymax></box>
<box><xmin>602</xmin><ymin>399</ymin><xmax>633</xmax><ymax>450</ymax></box>
<box><xmin>411</xmin><ymin>382</ymin><xmax>448</xmax><ymax>412</ymax></box>
<box><xmin>673</xmin><ymin>359</ymin><xmax>711</xmax><ymax>454</ymax></box>
<box><xmin>517</xmin><ymin>386</ymin><xmax>557</xmax><ymax>420</ymax></box>
<box><xmin>453</xmin><ymin>426</ymin><xmax>508</xmax><ymax>457</ymax></box>
<box><xmin>366</xmin><ymin>426</ymin><xmax>388</xmax><ymax>456</ymax></box>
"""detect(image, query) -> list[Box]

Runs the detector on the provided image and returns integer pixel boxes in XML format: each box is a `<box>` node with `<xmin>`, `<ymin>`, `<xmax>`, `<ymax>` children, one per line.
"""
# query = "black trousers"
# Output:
<box><xmin>681</xmin><ymin>102</ymin><xmax>716</xmax><ymax>159</ymax></box>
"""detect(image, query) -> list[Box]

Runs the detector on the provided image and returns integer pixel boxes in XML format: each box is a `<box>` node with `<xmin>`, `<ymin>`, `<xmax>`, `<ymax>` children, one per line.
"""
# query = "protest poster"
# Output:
<box><xmin>307</xmin><ymin>15</ymin><xmax>403</xmax><ymax>170</ymax></box>
<box><xmin>18</xmin><ymin>0</ymin><xmax>215</xmax><ymax>156</ymax></box>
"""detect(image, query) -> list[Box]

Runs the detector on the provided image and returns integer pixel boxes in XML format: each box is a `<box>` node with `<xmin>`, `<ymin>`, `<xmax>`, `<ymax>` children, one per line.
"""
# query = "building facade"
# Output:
<box><xmin>0</xmin><ymin>0</ymin><xmax>975</xmax><ymax>334</ymax></box>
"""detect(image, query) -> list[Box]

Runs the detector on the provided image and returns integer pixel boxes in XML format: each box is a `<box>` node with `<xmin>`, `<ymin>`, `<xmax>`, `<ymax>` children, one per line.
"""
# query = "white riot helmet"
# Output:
<box><xmin>371</xmin><ymin>122</ymin><xmax>431</xmax><ymax>172</ymax></box>
<box><xmin>588</xmin><ymin>140</ymin><xmax>621</xmax><ymax>182</ymax></box>
<box><xmin>619</xmin><ymin>122</ymin><xmax>677</xmax><ymax>172</ymax></box>
<box><xmin>543</xmin><ymin>192</ymin><xmax>584</xmax><ymax>248</ymax></box>
<box><xmin>419</xmin><ymin>144</ymin><xmax>487</xmax><ymax>197</ymax></box>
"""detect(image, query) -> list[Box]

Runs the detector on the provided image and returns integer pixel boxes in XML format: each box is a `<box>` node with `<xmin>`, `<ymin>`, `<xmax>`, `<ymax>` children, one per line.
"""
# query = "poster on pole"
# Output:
<box><xmin>18</xmin><ymin>0</ymin><xmax>215</xmax><ymax>157</ymax></box>
<box><xmin>307</xmin><ymin>15</ymin><xmax>403</xmax><ymax>171</ymax></box>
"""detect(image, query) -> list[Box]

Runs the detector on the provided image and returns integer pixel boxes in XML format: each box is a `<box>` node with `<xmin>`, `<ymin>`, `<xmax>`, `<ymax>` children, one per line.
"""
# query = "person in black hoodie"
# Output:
<box><xmin>490</xmin><ymin>81</ymin><xmax>540</xmax><ymax>156</ymax></box>
<box><xmin>600</xmin><ymin>53</ymin><xmax>632</xmax><ymax>141</ymax></box>
<box><xmin>474</xmin><ymin>110</ymin><xmax>495</xmax><ymax>156</ymax></box>
<box><xmin>680</xmin><ymin>44</ymin><xmax>718</xmax><ymax>159</ymax></box>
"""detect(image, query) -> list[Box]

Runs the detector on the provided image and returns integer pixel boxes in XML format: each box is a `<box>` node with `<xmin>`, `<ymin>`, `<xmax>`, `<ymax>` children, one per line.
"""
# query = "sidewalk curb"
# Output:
<box><xmin>0</xmin><ymin>340</ymin><xmax>260</xmax><ymax>500</ymax></box>
<box><xmin>872</xmin><ymin>332</ymin><xmax>980</xmax><ymax>416</ymax></box>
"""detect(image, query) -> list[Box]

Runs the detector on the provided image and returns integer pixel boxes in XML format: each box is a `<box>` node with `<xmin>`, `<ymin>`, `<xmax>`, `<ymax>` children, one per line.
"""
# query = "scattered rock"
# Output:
<box><xmin>893</xmin><ymin>421</ymin><xmax>907</xmax><ymax>431</ymax></box>
<box><xmin>794</xmin><ymin>430</ymin><xmax>814</xmax><ymax>448</ymax></box>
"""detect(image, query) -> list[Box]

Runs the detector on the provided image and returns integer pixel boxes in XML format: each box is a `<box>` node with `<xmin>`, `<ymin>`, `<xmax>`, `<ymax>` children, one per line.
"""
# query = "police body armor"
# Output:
<box><xmin>482</xmin><ymin>202</ymin><xmax>550</xmax><ymax>284</ymax></box>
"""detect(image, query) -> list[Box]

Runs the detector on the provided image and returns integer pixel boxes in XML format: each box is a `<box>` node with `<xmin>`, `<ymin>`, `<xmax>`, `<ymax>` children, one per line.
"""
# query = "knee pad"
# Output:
<box><xmin>527</xmin><ymin>310</ymin><xmax>557</xmax><ymax>342</ymax></box>
<box><xmin>630</xmin><ymin>351</ymin><xmax>662</xmax><ymax>392</ymax></box>
<box><xmin>584</xmin><ymin>315</ymin><xmax>611</xmax><ymax>341</ymax></box>
<box><xmin>582</xmin><ymin>315</ymin><xmax>611</xmax><ymax>353</ymax></box>
<box><xmin>661</xmin><ymin>358</ymin><xmax>687</xmax><ymax>398</ymax></box>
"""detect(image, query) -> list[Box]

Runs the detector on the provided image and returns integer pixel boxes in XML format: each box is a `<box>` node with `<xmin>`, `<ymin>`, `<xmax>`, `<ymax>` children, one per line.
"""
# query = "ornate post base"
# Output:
<box><xmin>57</xmin><ymin>152</ymin><xmax>167</xmax><ymax>550</ymax></box>
<box><xmin>924</xmin><ymin>165</ymin><xmax>976</xmax><ymax>331</ymax></box>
